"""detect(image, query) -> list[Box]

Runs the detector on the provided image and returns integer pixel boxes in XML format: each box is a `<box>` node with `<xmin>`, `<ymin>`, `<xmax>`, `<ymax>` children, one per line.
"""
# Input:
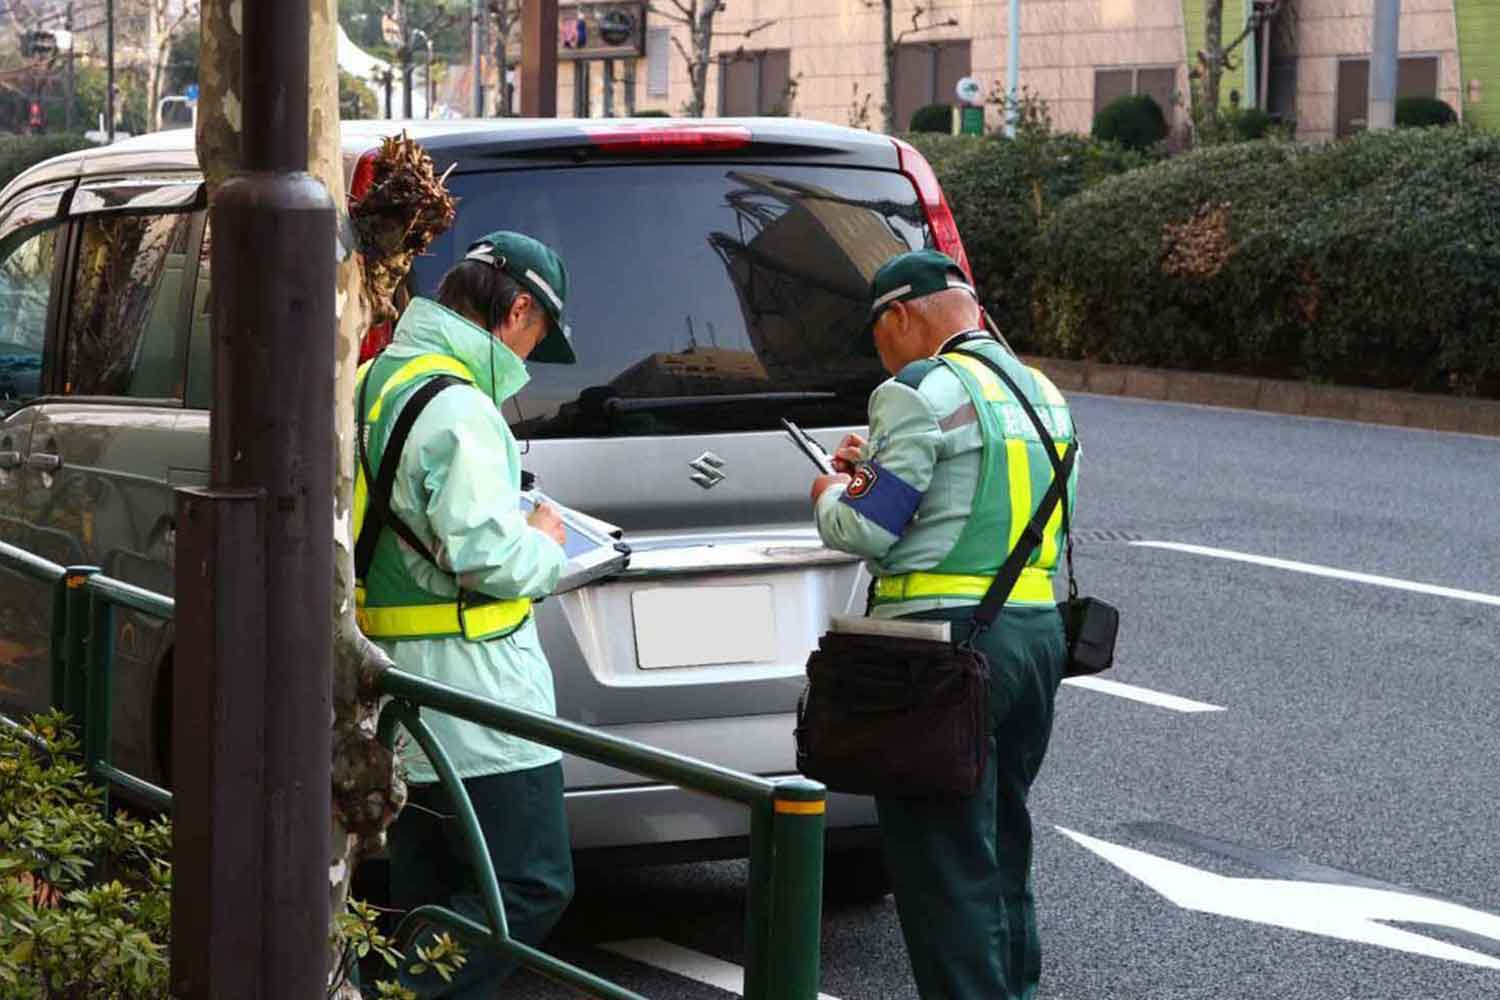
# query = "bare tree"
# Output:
<box><xmin>488</xmin><ymin>0</ymin><xmax>520</xmax><ymax>115</ymax></box>
<box><xmin>1192</xmin><ymin>0</ymin><xmax>1282</xmax><ymax>134</ymax></box>
<box><xmin>865</xmin><ymin>1</ymin><xmax>958</xmax><ymax>134</ymax></box>
<box><xmin>646</xmin><ymin>0</ymin><xmax>775</xmax><ymax>117</ymax></box>
<box><xmin>140</xmin><ymin>0</ymin><xmax>199</xmax><ymax>130</ymax></box>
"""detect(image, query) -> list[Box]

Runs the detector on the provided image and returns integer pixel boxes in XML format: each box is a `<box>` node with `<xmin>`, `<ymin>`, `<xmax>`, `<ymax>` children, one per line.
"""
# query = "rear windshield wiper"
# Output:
<box><xmin>601</xmin><ymin>391</ymin><xmax>837</xmax><ymax>415</ymax></box>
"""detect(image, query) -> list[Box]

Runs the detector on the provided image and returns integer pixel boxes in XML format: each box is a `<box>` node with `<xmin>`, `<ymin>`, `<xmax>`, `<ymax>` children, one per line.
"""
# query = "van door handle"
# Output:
<box><xmin>26</xmin><ymin>452</ymin><xmax>62</xmax><ymax>471</ymax></box>
<box><xmin>0</xmin><ymin>451</ymin><xmax>20</xmax><ymax>470</ymax></box>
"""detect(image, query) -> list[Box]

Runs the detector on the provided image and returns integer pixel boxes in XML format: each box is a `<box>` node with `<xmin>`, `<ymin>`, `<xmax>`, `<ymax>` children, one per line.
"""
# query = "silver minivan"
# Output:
<box><xmin>0</xmin><ymin>118</ymin><xmax>970</xmax><ymax>897</ymax></box>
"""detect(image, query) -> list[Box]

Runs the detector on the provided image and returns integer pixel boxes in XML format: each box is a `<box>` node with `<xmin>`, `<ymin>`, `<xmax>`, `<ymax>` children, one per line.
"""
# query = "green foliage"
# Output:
<box><xmin>906</xmin><ymin>130</ymin><xmax>1152</xmax><ymax>351</ymax></box>
<box><xmin>0</xmin><ymin>134</ymin><xmax>95</xmax><ymax>192</ymax></box>
<box><xmin>341</xmin><ymin>71</ymin><xmax>381</xmax><ymax>120</ymax></box>
<box><xmin>1224</xmin><ymin>107</ymin><xmax>1277</xmax><ymax>141</ymax></box>
<box><xmin>1028</xmin><ymin>127</ymin><xmax>1500</xmax><ymax>396</ymax></box>
<box><xmin>908</xmin><ymin>103</ymin><xmax>954</xmax><ymax>134</ymax></box>
<box><xmin>1092</xmin><ymin>94</ymin><xmax>1168</xmax><ymax>151</ymax></box>
<box><xmin>1396</xmin><ymin>96</ymin><xmax>1458</xmax><ymax>128</ymax></box>
<box><xmin>0</xmin><ymin>711</ymin><xmax>173</xmax><ymax>998</ymax></box>
<box><xmin>633</xmin><ymin>109</ymin><xmax>671</xmax><ymax>117</ymax></box>
<box><xmin>167</xmin><ymin>30</ymin><xmax>202</xmax><ymax>94</ymax></box>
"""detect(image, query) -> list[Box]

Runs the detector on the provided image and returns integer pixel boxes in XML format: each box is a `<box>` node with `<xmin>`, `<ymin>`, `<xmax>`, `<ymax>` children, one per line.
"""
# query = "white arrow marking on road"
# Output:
<box><xmin>601</xmin><ymin>938</ymin><xmax>844</xmax><ymax>999</ymax></box>
<box><xmin>1062</xmin><ymin>675</ymin><xmax>1225</xmax><ymax>713</ymax></box>
<box><xmin>1131</xmin><ymin>541</ymin><xmax>1500</xmax><ymax>608</ymax></box>
<box><xmin>1058</xmin><ymin>826</ymin><xmax>1500</xmax><ymax>970</ymax></box>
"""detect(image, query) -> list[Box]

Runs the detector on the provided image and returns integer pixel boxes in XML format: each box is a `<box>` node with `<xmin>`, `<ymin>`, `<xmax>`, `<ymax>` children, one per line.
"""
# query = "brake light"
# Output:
<box><xmin>583</xmin><ymin>124</ymin><xmax>752</xmax><ymax>152</ymax></box>
<box><xmin>892</xmin><ymin>137</ymin><xmax>972</xmax><ymax>281</ymax></box>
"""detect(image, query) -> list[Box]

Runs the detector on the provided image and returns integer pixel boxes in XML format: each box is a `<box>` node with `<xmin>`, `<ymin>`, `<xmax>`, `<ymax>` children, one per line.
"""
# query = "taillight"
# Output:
<box><xmin>892</xmin><ymin>137</ymin><xmax>972</xmax><ymax>281</ymax></box>
<box><xmin>351</xmin><ymin>148</ymin><xmax>394</xmax><ymax>362</ymax></box>
<box><xmin>582</xmin><ymin>123</ymin><xmax>752</xmax><ymax>153</ymax></box>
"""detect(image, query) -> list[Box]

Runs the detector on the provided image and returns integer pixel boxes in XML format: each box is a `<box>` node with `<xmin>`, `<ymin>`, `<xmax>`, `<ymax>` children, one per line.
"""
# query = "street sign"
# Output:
<box><xmin>185</xmin><ymin>83</ymin><xmax>200</xmax><ymax>103</ymax></box>
<box><xmin>958</xmin><ymin>106</ymin><xmax>985</xmax><ymax>136</ymax></box>
<box><xmin>559</xmin><ymin>2</ymin><xmax>646</xmax><ymax>61</ymax></box>
<box><xmin>1060</xmin><ymin>827</ymin><xmax>1500</xmax><ymax>970</ymax></box>
<box><xmin>955</xmin><ymin>76</ymin><xmax>983</xmax><ymax>105</ymax></box>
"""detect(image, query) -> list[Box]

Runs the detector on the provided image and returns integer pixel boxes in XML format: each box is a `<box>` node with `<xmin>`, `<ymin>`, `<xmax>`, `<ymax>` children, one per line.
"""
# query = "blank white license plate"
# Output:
<box><xmin>630</xmin><ymin>584</ymin><xmax>778</xmax><ymax>670</ymax></box>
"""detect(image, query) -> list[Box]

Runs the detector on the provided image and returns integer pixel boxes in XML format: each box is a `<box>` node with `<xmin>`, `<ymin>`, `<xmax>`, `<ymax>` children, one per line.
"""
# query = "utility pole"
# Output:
<box><xmin>521</xmin><ymin>0</ymin><xmax>558</xmax><ymax>116</ymax></box>
<box><xmin>64</xmin><ymin>3</ymin><xmax>75</xmax><ymax>131</ymax></box>
<box><xmin>171</xmin><ymin>0</ymin><xmax>335</xmax><ymax>996</ymax></box>
<box><xmin>105</xmin><ymin>0</ymin><xmax>115</xmax><ymax>141</ymax></box>
<box><xmin>1005</xmin><ymin>0</ymin><xmax>1020</xmax><ymax>136</ymax></box>
<box><xmin>472</xmin><ymin>0</ymin><xmax>485</xmax><ymax>116</ymax></box>
<box><xmin>1369</xmin><ymin>0</ymin><xmax>1399</xmax><ymax>129</ymax></box>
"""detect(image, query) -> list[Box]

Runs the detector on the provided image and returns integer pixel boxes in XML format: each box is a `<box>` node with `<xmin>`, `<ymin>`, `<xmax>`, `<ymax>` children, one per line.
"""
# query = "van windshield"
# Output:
<box><xmin>412</xmin><ymin>164</ymin><xmax>931</xmax><ymax>437</ymax></box>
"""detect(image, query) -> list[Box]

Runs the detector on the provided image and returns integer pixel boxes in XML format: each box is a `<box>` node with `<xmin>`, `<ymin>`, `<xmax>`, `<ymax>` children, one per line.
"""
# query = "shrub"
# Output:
<box><xmin>1225</xmin><ymin>107</ymin><xmax>1277</xmax><ymax>141</ymax></box>
<box><xmin>907</xmin><ymin>131</ymin><xmax>1151</xmax><ymax>351</ymax></box>
<box><xmin>1396</xmin><ymin>96</ymin><xmax>1457</xmax><ymax>128</ymax></box>
<box><xmin>1091</xmin><ymin>94</ymin><xmax>1168</xmax><ymax>151</ymax></box>
<box><xmin>908</xmin><ymin>103</ymin><xmax>954</xmax><ymax>134</ymax></box>
<box><xmin>0</xmin><ymin>134</ymin><xmax>95</xmax><ymax>193</ymax></box>
<box><xmin>633</xmin><ymin>109</ymin><xmax>670</xmax><ymax>118</ymax></box>
<box><xmin>1029</xmin><ymin>127</ymin><xmax>1500</xmax><ymax>396</ymax></box>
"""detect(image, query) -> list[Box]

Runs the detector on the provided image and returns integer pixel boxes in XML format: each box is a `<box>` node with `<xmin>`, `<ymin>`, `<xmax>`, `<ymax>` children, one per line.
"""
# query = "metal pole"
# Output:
<box><xmin>171</xmin><ymin>0</ymin><xmax>336</xmax><ymax>995</ymax></box>
<box><xmin>61</xmin><ymin>567</ymin><xmax>97</xmax><ymax>720</ymax></box>
<box><xmin>64</xmin><ymin>2</ymin><xmax>75</xmax><ymax>131</ymax></box>
<box><xmin>472</xmin><ymin>0</ymin><xmax>484</xmax><ymax>116</ymax></box>
<box><xmin>1369</xmin><ymin>0</ymin><xmax>1400</xmax><ymax>129</ymax></box>
<box><xmin>764</xmin><ymin>780</ymin><xmax>826</xmax><ymax>1000</ymax></box>
<box><xmin>521</xmin><ymin>0</ymin><xmax>559</xmax><ymax>117</ymax></box>
<box><xmin>83</xmin><ymin>593</ymin><xmax>114</xmax><ymax>812</ymax></box>
<box><xmin>105</xmin><ymin>0</ymin><xmax>114</xmax><ymax>141</ymax></box>
<box><xmin>1005</xmin><ymin>0</ymin><xmax>1020</xmax><ymax>136</ymax></box>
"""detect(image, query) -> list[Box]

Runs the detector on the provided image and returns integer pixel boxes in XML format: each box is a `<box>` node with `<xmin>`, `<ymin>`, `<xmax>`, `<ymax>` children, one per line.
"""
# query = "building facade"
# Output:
<box><xmin>548</xmin><ymin>0</ymin><xmax>1497</xmax><ymax>142</ymax></box>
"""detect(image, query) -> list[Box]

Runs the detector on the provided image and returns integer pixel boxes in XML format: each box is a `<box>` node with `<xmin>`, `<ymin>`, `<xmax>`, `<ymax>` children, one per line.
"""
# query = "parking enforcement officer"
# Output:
<box><xmin>810</xmin><ymin>249</ymin><xmax>1078</xmax><ymax>1000</ymax></box>
<box><xmin>354</xmin><ymin>231</ymin><xmax>577</xmax><ymax>997</ymax></box>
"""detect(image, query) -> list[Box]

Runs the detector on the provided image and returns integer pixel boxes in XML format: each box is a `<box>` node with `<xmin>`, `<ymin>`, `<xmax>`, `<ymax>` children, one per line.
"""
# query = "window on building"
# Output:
<box><xmin>646</xmin><ymin>26</ymin><xmax>670</xmax><ymax>98</ymax></box>
<box><xmin>1337</xmin><ymin>56</ymin><xmax>1440</xmax><ymax>137</ymax></box>
<box><xmin>718</xmin><ymin>49</ymin><xmax>791</xmax><ymax>116</ymax></box>
<box><xmin>1093</xmin><ymin>66</ymin><xmax>1177</xmax><ymax>118</ymax></box>
<box><xmin>0</xmin><ymin>226</ymin><xmax>59</xmax><ymax>413</ymax></box>
<box><xmin>894</xmin><ymin>40</ymin><xmax>971</xmax><ymax>132</ymax></box>
<box><xmin>63</xmin><ymin>212</ymin><xmax>193</xmax><ymax>399</ymax></box>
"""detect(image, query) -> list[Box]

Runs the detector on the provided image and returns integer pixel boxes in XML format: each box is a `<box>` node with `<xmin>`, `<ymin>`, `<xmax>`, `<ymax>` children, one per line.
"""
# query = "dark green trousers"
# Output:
<box><xmin>876</xmin><ymin>605</ymin><xmax>1066</xmax><ymax>1000</ymax></box>
<box><xmin>388</xmin><ymin>761</ymin><xmax>574</xmax><ymax>999</ymax></box>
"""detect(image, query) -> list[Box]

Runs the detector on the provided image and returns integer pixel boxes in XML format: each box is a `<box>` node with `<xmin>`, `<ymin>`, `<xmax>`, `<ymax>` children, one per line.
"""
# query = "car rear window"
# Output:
<box><xmin>413</xmin><ymin>164</ymin><xmax>931</xmax><ymax>437</ymax></box>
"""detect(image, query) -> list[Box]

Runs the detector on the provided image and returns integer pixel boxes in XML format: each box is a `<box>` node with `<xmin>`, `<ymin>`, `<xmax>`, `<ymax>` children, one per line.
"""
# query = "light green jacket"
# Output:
<box><xmin>372</xmin><ymin>298</ymin><xmax>567</xmax><ymax>782</ymax></box>
<box><xmin>814</xmin><ymin>332</ymin><xmax>1078</xmax><ymax>619</ymax></box>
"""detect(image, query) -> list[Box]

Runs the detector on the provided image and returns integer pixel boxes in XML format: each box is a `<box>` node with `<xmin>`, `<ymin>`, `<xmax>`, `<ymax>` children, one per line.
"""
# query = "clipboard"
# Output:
<box><xmin>781</xmin><ymin>418</ymin><xmax>835</xmax><ymax>475</ymax></box>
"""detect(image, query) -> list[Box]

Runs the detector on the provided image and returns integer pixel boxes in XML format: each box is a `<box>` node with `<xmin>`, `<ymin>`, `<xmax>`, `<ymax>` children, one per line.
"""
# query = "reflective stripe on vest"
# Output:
<box><xmin>353</xmin><ymin>354</ymin><xmax>532</xmax><ymax>642</ymax></box>
<box><xmin>872</xmin><ymin>567</ymin><xmax>1055</xmax><ymax>607</ymax></box>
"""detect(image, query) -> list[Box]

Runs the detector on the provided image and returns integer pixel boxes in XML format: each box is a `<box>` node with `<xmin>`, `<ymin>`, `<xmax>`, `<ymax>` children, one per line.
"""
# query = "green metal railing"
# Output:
<box><xmin>0</xmin><ymin>538</ymin><xmax>174</xmax><ymax>813</ymax></box>
<box><xmin>0</xmin><ymin>536</ymin><xmax>828</xmax><ymax>999</ymax></box>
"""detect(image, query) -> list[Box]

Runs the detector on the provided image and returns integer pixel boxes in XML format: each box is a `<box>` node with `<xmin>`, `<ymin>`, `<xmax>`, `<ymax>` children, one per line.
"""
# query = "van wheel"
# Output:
<box><xmin>153</xmin><ymin>655</ymin><xmax>173</xmax><ymax>788</ymax></box>
<box><xmin>824</xmin><ymin>846</ymin><xmax>891</xmax><ymax>904</ymax></box>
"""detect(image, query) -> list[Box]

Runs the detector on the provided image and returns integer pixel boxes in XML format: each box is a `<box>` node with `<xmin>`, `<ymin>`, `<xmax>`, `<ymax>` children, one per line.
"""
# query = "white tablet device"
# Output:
<box><xmin>518</xmin><ymin>491</ymin><xmax>631</xmax><ymax>593</ymax></box>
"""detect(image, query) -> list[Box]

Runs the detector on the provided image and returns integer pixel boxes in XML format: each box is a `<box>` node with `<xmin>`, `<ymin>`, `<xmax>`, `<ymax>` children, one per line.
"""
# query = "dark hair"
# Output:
<box><xmin>436</xmin><ymin>259</ymin><xmax>525</xmax><ymax>331</ymax></box>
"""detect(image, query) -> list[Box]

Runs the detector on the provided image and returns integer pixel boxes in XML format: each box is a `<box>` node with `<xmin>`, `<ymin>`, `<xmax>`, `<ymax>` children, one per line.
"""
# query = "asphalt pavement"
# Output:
<box><xmin>500</xmin><ymin>394</ymin><xmax>1500</xmax><ymax>1000</ymax></box>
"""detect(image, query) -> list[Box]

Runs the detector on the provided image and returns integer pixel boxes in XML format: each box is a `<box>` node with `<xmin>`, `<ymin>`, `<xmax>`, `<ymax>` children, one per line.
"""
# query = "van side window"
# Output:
<box><xmin>63</xmin><ymin>212</ymin><xmax>192</xmax><ymax>399</ymax></box>
<box><xmin>185</xmin><ymin>222</ymin><xmax>211</xmax><ymax>409</ymax></box>
<box><xmin>0</xmin><ymin>225</ymin><xmax>59</xmax><ymax>414</ymax></box>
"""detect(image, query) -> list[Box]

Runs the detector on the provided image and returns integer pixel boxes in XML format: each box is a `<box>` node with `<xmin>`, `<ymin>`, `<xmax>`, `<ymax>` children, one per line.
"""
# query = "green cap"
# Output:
<box><xmin>861</xmin><ymin>249</ymin><xmax>975</xmax><ymax>354</ymax></box>
<box><xmin>465</xmin><ymin>230</ymin><xmax>575</xmax><ymax>364</ymax></box>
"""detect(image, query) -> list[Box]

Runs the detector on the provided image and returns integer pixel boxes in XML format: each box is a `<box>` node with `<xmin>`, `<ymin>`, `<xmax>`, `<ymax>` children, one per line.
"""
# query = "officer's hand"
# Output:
<box><xmin>832</xmin><ymin>433</ymin><xmax>866</xmax><ymax>475</ymax></box>
<box><xmin>811</xmin><ymin>473</ymin><xmax>851</xmax><ymax>504</ymax></box>
<box><xmin>528</xmin><ymin>503</ymin><xmax>567</xmax><ymax>547</ymax></box>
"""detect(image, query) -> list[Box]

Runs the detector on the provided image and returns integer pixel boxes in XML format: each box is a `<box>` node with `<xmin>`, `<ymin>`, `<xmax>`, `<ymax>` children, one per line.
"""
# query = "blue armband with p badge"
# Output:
<box><xmin>839</xmin><ymin>460</ymin><xmax>922</xmax><ymax>537</ymax></box>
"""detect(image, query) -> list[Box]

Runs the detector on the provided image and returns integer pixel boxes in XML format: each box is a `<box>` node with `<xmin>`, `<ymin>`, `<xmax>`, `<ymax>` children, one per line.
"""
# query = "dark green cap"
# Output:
<box><xmin>465</xmin><ymin>230</ymin><xmax>575</xmax><ymax>364</ymax></box>
<box><xmin>869</xmin><ymin>249</ymin><xmax>976</xmax><ymax>324</ymax></box>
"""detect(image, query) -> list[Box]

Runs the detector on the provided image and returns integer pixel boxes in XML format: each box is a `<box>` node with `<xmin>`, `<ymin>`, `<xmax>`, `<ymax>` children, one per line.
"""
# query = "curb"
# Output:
<box><xmin>1022</xmin><ymin>356</ymin><xmax>1500</xmax><ymax>439</ymax></box>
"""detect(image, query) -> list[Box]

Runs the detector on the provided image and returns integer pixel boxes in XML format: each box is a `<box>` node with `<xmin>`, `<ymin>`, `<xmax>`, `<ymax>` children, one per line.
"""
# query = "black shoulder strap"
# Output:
<box><xmin>355</xmin><ymin>373</ymin><xmax>464</xmax><ymax>581</ymax></box>
<box><xmin>949</xmin><ymin>350</ymin><xmax>1080</xmax><ymax>635</ymax></box>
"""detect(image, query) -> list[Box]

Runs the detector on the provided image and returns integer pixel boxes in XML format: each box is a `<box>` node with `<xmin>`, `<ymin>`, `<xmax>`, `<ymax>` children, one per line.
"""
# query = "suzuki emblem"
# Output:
<box><xmin>689</xmin><ymin>451</ymin><xmax>727</xmax><ymax>490</ymax></box>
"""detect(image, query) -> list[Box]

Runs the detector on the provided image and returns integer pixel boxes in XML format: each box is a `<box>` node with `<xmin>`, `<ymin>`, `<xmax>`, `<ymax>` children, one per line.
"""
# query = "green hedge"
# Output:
<box><xmin>907</xmin><ymin>132</ymin><xmax>1152</xmax><ymax>351</ymax></box>
<box><xmin>1028</xmin><ymin>127</ymin><xmax>1500</xmax><ymax>396</ymax></box>
<box><xmin>1395</xmin><ymin>96</ymin><xmax>1457</xmax><ymax>128</ymax></box>
<box><xmin>1091</xmin><ymin>94</ymin><xmax>1168</xmax><ymax>151</ymax></box>
<box><xmin>0</xmin><ymin>133</ymin><xmax>94</xmax><ymax>193</ymax></box>
<box><xmin>909</xmin><ymin>103</ymin><xmax>954</xmax><ymax>134</ymax></box>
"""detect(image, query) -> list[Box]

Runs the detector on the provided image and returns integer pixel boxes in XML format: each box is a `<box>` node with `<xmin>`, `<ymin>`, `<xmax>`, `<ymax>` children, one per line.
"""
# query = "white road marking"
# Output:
<box><xmin>1058</xmin><ymin>826</ymin><xmax>1500</xmax><ymax>970</ymax></box>
<box><xmin>1063</xmin><ymin>675</ymin><xmax>1225</xmax><ymax>713</ymax></box>
<box><xmin>1132</xmin><ymin>541</ymin><xmax>1500</xmax><ymax>608</ymax></box>
<box><xmin>600</xmin><ymin>938</ymin><xmax>843</xmax><ymax>999</ymax></box>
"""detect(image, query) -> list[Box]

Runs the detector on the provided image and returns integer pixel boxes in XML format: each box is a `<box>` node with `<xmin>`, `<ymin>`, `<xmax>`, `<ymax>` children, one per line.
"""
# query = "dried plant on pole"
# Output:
<box><xmin>349</xmin><ymin>131</ymin><xmax>458</xmax><ymax>324</ymax></box>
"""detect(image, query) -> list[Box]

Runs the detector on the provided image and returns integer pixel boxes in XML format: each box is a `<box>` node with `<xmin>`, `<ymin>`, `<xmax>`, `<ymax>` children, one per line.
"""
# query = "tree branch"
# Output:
<box><xmin>669</xmin><ymin>32</ymin><xmax>693</xmax><ymax>68</ymax></box>
<box><xmin>895</xmin><ymin>16</ymin><xmax>958</xmax><ymax>45</ymax></box>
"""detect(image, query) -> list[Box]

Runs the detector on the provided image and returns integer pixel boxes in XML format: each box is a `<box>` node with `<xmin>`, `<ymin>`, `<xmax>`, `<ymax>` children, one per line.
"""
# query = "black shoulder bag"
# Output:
<box><xmin>958</xmin><ymin>350</ymin><xmax>1119</xmax><ymax>678</ymax></box>
<box><xmin>794</xmin><ymin>365</ymin><xmax>1080</xmax><ymax>799</ymax></box>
